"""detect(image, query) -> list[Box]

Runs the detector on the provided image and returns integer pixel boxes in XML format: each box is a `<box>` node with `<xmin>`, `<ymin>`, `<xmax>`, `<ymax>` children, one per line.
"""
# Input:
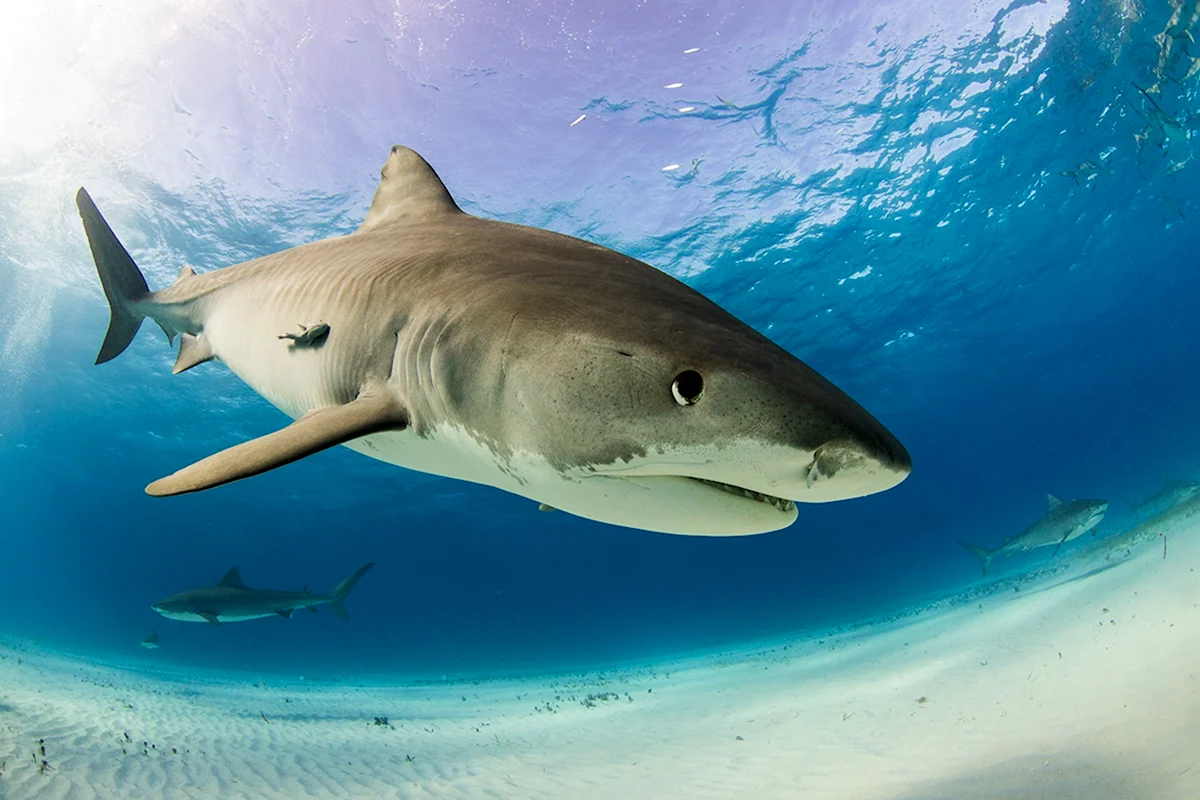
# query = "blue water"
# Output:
<box><xmin>1</xmin><ymin>0</ymin><xmax>1198</xmax><ymax>682</ymax></box>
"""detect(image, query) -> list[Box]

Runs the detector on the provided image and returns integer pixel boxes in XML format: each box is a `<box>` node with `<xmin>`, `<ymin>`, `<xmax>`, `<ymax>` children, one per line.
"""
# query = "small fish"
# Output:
<box><xmin>278</xmin><ymin>322</ymin><xmax>330</xmax><ymax>347</ymax></box>
<box><xmin>959</xmin><ymin>494</ymin><xmax>1109</xmax><ymax>575</ymax></box>
<box><xmin>1059</xmin><ymin>161</ymin><xmax>1101</xmax><ymax>185</ymax></box>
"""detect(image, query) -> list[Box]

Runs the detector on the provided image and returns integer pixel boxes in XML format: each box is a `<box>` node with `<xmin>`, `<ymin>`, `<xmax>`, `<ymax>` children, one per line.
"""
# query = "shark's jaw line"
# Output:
<box><xmin>687</xmin><ymin>476</ymin><xmax>797</xmax><ymax>513</ymax></box>
<box><xmin>606</xmin><ymin>472</ymin><xmax>799</xmax><ymax>513</ymax></box>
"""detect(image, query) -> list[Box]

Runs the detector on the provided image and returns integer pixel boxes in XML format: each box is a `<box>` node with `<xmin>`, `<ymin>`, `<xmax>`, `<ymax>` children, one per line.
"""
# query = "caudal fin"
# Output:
<box><xmin>957</xmin><ymin>540</ymin><xmax>994</xmax><ymax>576</ymax></box>
<box><xmin>76</xmin><ymin>188</ymin><xmax>150</xmax><ymax>364</ymax></box>
<box><xmin>328</xmin><ymin>563</ymin><xmax>376</xmax><ymax>621</ymax></box>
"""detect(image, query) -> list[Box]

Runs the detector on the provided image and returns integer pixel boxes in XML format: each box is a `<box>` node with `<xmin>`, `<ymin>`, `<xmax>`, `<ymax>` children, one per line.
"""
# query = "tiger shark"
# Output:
<box><xmin>959</xmin><ymin>494</ymin><xmax>1109</xmax><ymax>575</ymax></box>
<box><xmin>151</xmin><ymin>563</ymin><xmax>375</xmax><ymax>624</ymax></box>
<box><xmin>1131</xmin><ymin>479</ymin><xmax>1200</xmax><ymax>520</ymax></box>
<box><xmin>76</xmin><ymin>145</ymin><xmax>910</xmax><ymax>535</ymax></box>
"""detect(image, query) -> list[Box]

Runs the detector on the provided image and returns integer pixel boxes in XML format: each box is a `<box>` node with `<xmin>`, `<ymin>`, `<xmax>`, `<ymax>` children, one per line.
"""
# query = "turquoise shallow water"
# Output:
<box><xmin>1</xmin><ymin>0</ymin><xmax>1199</xmax><ymax>687</ymax></box>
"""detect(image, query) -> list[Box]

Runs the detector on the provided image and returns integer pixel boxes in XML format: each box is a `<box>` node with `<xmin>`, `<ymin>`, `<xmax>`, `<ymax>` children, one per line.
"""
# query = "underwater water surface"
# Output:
<box><xmin>0</xmin><ymin>0</ymin><xmax>1198</xmax><ymax>691</ymax></box>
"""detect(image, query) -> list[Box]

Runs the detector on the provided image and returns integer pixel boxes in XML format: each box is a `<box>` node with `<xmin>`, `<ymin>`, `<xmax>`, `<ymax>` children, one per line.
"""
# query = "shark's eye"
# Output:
<box><xmin>671</xmin><ymin>370</ymin><xmax>704</xmax><ymax>406</ymax></box>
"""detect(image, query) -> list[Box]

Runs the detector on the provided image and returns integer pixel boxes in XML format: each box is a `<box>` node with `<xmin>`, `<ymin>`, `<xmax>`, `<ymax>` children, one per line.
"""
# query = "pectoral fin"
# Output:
<box><xmin>145</xmin><ymin>391</ymin><xmax>409</xmax><ymax>497</ymax></box>
<box><xmin>276</xmin><ymin>609</ymin><xmax>294</xmax><ymax>619</ymax></box>
<box><xmin>198</xmin><ymin>612</ymin><xmax>221</xmax><ymax>625</ymax></box>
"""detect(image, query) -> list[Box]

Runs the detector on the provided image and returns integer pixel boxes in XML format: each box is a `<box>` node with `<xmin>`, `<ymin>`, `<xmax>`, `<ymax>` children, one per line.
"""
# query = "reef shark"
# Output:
<box><xmin>959</xmin><ymin>495</ymin><xmax>1109</xmax><ymax>575</ymax></box>
<box><xmin>151</xmin><ymin>563</ymin><xmax>375</xmax><ymax>624</ymax></box>
<box><xmin>77</xmin><ymin>145</ymin><xmax>910</xmax><ymax>535</ymax></box>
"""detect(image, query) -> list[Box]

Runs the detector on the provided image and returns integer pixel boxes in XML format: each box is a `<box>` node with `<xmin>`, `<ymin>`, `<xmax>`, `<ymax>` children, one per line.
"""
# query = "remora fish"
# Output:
<box><xmin>151</xmin><ymin>563</ymin><xmax>375</xmax><ymax>624</ymax></box>
<box><xmin>959</xmin><ymin>495</ymin><xmax>1109</xmax><ymax>575</ymax></box>
<box><xmin>1131</xmin><ymin>479</ymin><xmax>1200</xmax><ymax>519</ymax></box>
<box><xmin>77</xmin><ymin>146</ymin><xmax>911</xmax><ymax>536</ymax></box>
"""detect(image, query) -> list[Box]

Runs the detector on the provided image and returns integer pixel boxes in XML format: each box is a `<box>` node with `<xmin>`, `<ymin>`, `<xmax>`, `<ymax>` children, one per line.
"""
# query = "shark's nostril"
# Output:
<box><xmin>814</xmin><ymin>440</ymin><xmax>865</xmax><ymax>477</ymax></box>
<box><xmin>799</xmin><ymin>436</ymin><xmax>911</xmax><ymax>498</ymax></box>
<box><xmin>805</xmin><ymin>457</ymin><xmax>824</xmax><ymax>489</ymax></box>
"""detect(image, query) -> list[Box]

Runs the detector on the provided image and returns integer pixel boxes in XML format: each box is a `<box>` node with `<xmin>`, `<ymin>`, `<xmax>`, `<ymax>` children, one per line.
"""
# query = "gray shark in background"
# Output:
<box><xmin>959</xmin><ymin>495</ymin><xmax>1109</xmax><ymax>575</ymax></box>
<box><xmin>151</xmin><ymin>563</ymin><xmax>375</xmax><ymax>625</ymax></box>
<box><xmin>1131</xmin><ymin>480</ymin><xmax>1200</xmax><ymax>520</ymax></box>
<box><xmin>75</xmin><ymin>146</ymin><xmax>910</xmax><ymax>536</ymax></box>
<box><xmin>139</xmin><ymin>631</ymin><xmax>160</xmax><ymax>649</ymax></box>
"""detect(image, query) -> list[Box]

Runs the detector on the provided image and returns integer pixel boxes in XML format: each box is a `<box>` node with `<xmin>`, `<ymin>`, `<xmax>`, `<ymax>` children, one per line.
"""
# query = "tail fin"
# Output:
<box><xmin>76</xmin><ymin>188</ymin><xmax>150</xmax><ymax>364</ymax></box>
<box><xmin>958</xmin><ymin>540</ymin><xmax>994</xmax><ymax>576</ymax></box>
<box><xmin>327</xmin><ymin>563</ymin><xmax>376</xmax><ymax>621</ymax></box>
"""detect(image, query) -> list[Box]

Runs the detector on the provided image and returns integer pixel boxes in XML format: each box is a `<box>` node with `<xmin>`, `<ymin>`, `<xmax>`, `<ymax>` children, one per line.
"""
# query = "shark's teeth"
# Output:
<box><xmin>692</xmin><ymin>478</ymin><xmax>796</xmax><ymax>513</ymax></box>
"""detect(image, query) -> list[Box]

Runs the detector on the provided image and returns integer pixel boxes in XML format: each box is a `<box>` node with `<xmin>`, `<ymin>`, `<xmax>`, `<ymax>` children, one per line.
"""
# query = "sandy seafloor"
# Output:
<box><xmin>1</xmin><ymin>502</ymin><xmax>1198</xmax><ymax>800</ymax></box>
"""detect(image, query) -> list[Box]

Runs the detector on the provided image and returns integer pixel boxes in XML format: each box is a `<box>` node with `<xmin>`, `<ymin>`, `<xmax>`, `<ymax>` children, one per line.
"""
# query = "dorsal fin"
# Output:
<box><xmin>356</xmin><ymin>146</ymin><xmax>460</xmax><ymax>233</ymax></box>
<box><xmin>174</xmin><ymin>265</ymin><xmax>196</xmax><ymax>285</ymax></box>
<box><xmin>218</xmin><ymin>567</ymin><xmax>245</xmax><ymax>588</ymax></box>
<box><xmin>1046</xmin><ymin>494</ymin><xmax>1063</xmax><ymax>511</ymax></box>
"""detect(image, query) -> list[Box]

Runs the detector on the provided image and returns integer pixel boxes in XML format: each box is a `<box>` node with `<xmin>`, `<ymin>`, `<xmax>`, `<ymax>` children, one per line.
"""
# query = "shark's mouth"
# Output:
<box><xmin>689</xmin><ymin>477</ymin><xmax>796</xmax><ymax>513</ymax></box>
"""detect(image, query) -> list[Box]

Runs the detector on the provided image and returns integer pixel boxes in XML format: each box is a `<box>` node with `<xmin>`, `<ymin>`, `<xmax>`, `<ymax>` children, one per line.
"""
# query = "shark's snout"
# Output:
<box><xmin>800</xmin><ymin>431</ymin><xmax>911</xmax><ymax>502</ymax></box>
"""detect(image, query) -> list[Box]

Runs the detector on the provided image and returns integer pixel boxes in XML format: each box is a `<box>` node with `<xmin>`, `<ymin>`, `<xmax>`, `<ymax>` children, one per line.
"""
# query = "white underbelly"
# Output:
<box><xmin>343</xmin><ymin>425</ymin><xmax>794</xmax><ymax>535</ymax></box>
<box><xmin>157</xmin><ymin>610</ymin><xmax>276</xmax><ymax>623</ymax></box>
<box><xmin>345</xmin><ymin>424</ymin><xmax>558</xmax><ymax>498</ymax></box>
<box><xmin>343</xmin><ymin>424</ymin><xmax>654</xmax><ymax>523</ymax></box>
<box><xmin>203</xmin><ymin>303</ymin><xmax>381</xmax><ymax>419</ymax></box>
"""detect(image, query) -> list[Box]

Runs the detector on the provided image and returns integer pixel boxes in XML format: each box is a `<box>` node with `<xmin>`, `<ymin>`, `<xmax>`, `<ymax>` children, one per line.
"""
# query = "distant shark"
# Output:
<box><xmin>959</xmin><ymin>495</ymin><xmax>1109</xmax><ymax>575</ymax></box>
<box><xmin>1131</xmin><ymin>479</ymin><xmax>1200</xmax><ymax>520</ymax></box>
<box><xmin>139</xmin><ymin>631</ymin><xmax>160</xmax><ymax>649</ymax></box>
<box><xmin>151</xmin><ymin>563</ymin><xmax>375</xmax><ymax>625</ymax></box>
<box><xmin>75</xmin><ymin>145</ymin><xmax>910</xmax><ymax>536</ymax></box>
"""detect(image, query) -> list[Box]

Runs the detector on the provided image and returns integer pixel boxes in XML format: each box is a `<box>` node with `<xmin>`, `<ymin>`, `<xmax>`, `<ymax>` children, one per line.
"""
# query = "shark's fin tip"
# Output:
<box><xmin>173</xmin><ymin>333</ymin><xmax>214</xmax><ymax>375</ymax></box>
<box><xmin>356</xmin><ymin>147</ymin><xmax>461</xmax><ymax>233</ymax></box>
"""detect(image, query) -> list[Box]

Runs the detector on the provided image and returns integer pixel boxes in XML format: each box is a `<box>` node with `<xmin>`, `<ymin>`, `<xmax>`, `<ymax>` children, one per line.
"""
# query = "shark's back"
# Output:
<box><xmin>1008</xmin><ymin>498</ymin><xmax>1105</xmax><ymax>550</ymax></box>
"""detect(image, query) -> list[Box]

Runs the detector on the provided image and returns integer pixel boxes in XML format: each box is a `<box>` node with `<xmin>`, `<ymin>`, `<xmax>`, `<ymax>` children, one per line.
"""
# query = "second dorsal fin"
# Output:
<box><xmin>356</xmin><ymin>146</ymin><xmax>460</xmax><ymax>233</ymax></box>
